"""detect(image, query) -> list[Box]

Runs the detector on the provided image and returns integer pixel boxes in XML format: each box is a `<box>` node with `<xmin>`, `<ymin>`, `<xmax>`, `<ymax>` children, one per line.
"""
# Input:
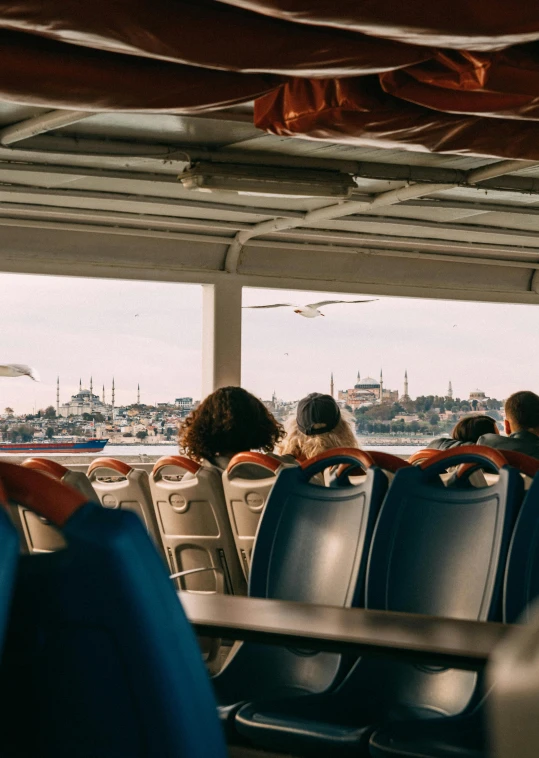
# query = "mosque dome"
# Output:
<box><xmin>355</xmin><ymin>376</ymin><xmax>380</xmax><ymax>389</ymax></box>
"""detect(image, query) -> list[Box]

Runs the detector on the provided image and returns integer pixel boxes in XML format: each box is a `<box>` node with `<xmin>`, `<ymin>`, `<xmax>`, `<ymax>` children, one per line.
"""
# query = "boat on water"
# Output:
<box><xmin>0</xmin><ymin>438</ymin><xmax>108</xmax><ymax>454</ymax></box>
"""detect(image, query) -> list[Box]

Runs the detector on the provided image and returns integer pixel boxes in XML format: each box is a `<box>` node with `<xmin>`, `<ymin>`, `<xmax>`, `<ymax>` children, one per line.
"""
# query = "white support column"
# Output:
<box><xmin>202</xmin><ymin>281</ymin><xmax>242</xmax><ymax>398</ymax></box>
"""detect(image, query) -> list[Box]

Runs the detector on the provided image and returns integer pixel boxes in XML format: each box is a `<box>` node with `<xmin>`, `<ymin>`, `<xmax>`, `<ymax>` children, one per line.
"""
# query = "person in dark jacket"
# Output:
<box><xmin>428</xmin><ymin>414</ymin><xmax>499</xmax><ymax>450</ymax></box>
<box><xmin>477</xmin><ymin>391</ymin><xmax>539</xmax><ymax>459</ymax></box>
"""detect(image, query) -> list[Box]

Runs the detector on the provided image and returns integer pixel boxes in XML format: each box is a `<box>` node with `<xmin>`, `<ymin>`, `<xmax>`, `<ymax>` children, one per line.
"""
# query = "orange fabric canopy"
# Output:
<box><xmin>4</xmin><ymin>2</ymin><xmax>539</xmax><ymax>158</ymax></box>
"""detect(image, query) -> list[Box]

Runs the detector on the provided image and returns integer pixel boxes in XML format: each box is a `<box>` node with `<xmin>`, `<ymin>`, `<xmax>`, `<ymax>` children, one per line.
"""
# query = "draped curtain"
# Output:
<box><xmin>3</xmin><ymin>1</ymin><xmax>539</xmax><ymax>158</ymax></box>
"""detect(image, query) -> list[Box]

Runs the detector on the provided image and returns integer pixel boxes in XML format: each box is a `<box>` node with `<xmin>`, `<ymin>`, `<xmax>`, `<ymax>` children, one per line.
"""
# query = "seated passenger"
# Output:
<box><xmin>428</xmin><ymin>414</ymin><xmax>499</xmax><ymax>450</ymax></box>
<box><xmin>277</xmin><ymin>392</ymin><xmax>358</xmax><ymax>462</ymax></box>
<box><xmin>178</xmin><ymin>386</ymin><xmax>289</xmax><ymax>471</ymax></box>
<box><xmin>477</xmin><ymin>391</ymin><xmax>539</xmax><ymax>459</ymax></box>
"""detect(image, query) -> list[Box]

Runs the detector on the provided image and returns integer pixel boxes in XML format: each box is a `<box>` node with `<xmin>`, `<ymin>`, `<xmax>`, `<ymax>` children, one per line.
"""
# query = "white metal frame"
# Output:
<box><xmin>2</xmin><ymin>109</ymin><xmax>539</xmax><ymax>396</ymax></box>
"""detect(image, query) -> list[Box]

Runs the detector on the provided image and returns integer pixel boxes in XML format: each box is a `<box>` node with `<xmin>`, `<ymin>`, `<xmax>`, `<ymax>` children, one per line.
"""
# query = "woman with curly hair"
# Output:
<box><xmin>179</xmin><ymin>386</ymin><xmax>289</xmax><ymax>470</ymax></box>
<box><xmin>277</xmin><ymin>392</ymin><xmax>359</xmax><ymax>462</ymax></box>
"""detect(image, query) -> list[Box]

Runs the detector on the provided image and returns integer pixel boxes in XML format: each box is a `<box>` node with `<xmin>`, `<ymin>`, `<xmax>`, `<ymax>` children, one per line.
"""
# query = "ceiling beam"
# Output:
<box><xmin>224</xmin><ymin>161</ymin><xmax>539</xmax><ymax>272</ymax></box>
<box><xmin>1</xmin><ymin>188</ymin><xmax>539</xmax><ymax>249</ymax></box>
<box><xmin>1</xmin><ymin>133</ymin><xmax>539</xmax><ymax>197</ymax></box>
<box><xmin>0</xmin><ymin>183</ymin><xmax>306</xmax><ymax>221</ymax></box>
<box><xmin>0</xmin><ymin>209</ymin><xmax>537</xmax><ymax>265</ymax></box>
<box><xmin>1</xmin><ymin>200</ymin><xmax>537</xmax><ymax>255</ymax></box>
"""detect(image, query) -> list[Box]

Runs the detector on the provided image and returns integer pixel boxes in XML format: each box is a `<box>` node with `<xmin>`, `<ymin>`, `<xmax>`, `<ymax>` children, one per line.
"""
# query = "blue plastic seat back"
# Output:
<box><xmin>344</xmin><ymin>452</ymin><xmax>523</xmax><ymax>718</ymax></box>
<box><xmin>0</xmin><ymin>507</ymin><xmax>19</xmax><ymax>650</ymax></box>
<box><xmin>504</xmin><ymin>473</ymin><xmax>539</xmax><ymax>623</ymax></box>
<box><xmin>0</xmin><ymin>503</ymin><xmax>227</xmax><ymax>758</ymax></box>
<box><xmin>213</xmin><ymin>451</ymin><xmax>388</xmax><ymax>704</ymax></box>
<box><xmin>250</xmin><ymin>452</ymin><xmax>388</xmax><ymax>606</ymax></box>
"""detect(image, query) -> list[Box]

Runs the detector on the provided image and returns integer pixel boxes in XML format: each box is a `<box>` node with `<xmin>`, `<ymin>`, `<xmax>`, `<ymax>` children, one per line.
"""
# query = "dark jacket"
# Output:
<box><xmin>427</xmin><ymin>437</ymin><xmax>463</xmax><ymax>451</ymax></box>
<box><xmin>476</xmin><ymin>430</ymin><xmax>539</xmax><ymax>460</ymax></box>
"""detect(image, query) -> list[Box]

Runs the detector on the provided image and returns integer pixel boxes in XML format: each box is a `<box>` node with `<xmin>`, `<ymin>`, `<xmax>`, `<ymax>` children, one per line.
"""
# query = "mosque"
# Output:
<box><xmin>57</xmin><ymin>377</ymin><xmax>123</xmax><ymax>418</ymax></box>
<box><xmin>337</xmin><ymin>370</ymin><xmax>400</xmax><ymax>410</ymax></box>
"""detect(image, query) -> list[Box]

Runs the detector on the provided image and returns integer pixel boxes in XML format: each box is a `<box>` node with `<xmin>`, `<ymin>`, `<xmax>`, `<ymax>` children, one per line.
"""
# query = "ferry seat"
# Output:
<box><xmin>0</xmin><ymin>461</ymin><xmax>227</xmax><ymax>758</ymax></box>
<box><xmin>0</xmin><ymin>478</ymin><xmax>22</xmax><ymax>659</ymax></box>
<box><xmin>18</xmin><ymin>458</ymin><xmax>98</xmax><ymax>553</ymax></box>
<box><xmin>469</xmin><ymin>469</ymin><xmax>539</xmax><ymax>758</ymax></box>
<box><xmin>222</xmin><ymin>452</ymin><xmax>297</xmax><ymax>579</ymax></box>
<box><xmin>489</xmin><ymin>601</ymin><xmax>539</xmax><ymax>758</ymax></box>
<box><xmin>149</xmin><ymin>456</ymin><xmax>246</xmax><ymax>596</ymax></box>
<box><xmin>503</xmin><ymin>465</ymin><xmax>539</xmax><ymax>625</ymax></box>
<box><xmin>236</xmin><ymin>446</ymin><xmax>523</xmax><ymax>757</ymax></box>
<box><xmin>213</xmin><ymin>448</ymin><xmax>388</xmax><ymax>730</ymax></box>
<box><xmin>87</xmin><ymin>457</ymin><xmax>163</xmax><ymax>555</ymax></box>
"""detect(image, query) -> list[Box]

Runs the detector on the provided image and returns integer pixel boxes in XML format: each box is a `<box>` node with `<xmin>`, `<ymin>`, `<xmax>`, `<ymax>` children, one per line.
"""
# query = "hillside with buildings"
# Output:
<box><xmin>0</xmin><ymin>372</ymin><xmax>503</xmax><ymax>447</ymax></box>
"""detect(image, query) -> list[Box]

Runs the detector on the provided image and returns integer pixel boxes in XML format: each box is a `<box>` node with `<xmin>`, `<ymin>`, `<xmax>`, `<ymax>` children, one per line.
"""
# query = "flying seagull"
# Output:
<box><xmin>0</xmin><ymin>364</ymin><xmax>39</xmax><ymax>381</ymax></box>
<box><xmin>243</xmin><ymin>299</ymin><xmax>378</xmax><ymax>319</ymax></box>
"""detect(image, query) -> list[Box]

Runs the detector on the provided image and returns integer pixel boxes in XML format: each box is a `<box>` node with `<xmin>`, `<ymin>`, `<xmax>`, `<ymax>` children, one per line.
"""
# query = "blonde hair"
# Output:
<box><xmin>277</xmin><ymin>407</ymin><xmax>358</xmax><ymax>460</ymax></box>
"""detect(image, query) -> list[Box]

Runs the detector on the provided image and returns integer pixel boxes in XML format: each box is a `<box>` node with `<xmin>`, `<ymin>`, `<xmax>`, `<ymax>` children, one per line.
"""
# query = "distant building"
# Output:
<box><xmin>338</xmin><ymin>370</ymin><xmax>398</xmax><ymax>409</ymax></box>
<box><xmin>401</xmin><ymin>370</ymin><xmax>410</xmax><ymax>401</ymax></box>
<box><xmin>469</xmin><ymin>388</ymin><xmax>488</xmax><ymax>403</ymax></box>
<box><xmin>58</xmin><ymin>378</ymin><xmax>109</xmax><ymax>418</ymax></box>
<box><xmin>175</xmin><ymin>397</ymin><xmax>193</xmax><ymax>410</ymax></box>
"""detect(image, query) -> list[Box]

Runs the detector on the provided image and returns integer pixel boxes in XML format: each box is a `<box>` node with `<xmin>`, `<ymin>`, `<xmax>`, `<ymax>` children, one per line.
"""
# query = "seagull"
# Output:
<box><xmin>0</xmin><ymin>364</ymin><xmax>39</xmax><ymax>381</ymax></box>
<box><xmin>243</xmin><ymin>299</ymin><xmax>378</xmax><ymax>318</ymax></box>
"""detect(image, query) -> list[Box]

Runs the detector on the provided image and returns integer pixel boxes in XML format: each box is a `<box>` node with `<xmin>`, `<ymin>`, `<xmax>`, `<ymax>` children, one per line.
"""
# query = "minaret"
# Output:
<box><xmin>102</xmin><ymin>384</ymin><xmax>105</xmax><ymax>405</ymax></box>
<box><xmin>79</xmin><ymin>378</ymin><xmax>82</xmax><ymax>392</ymax></box>
<box><xmin>447</xmin><ymin>380</ymin><xmax>453</xmax><ymax>400</ymax></box>
<box><xmin>90</xmin><ymin>376</ymin><xmax>93</xmax><ymax>396</ymax></box>
<box><xmin>111</xmin><ymin>377</ymin><xmax>115</xmax><ymax>420</ymax></box>
<box><xmin>56</xmin><ymin>376</ymin><xmax>60</xmax><ymax>416</ymax></box>
<box><xmin>330</xmin><ymin>372</ymin><xmax>334</xmax><ymax>398</ymax></box>
<box><xmin>356</xmin><ymin>370</ymin><xmax>360</xmax><ymax>385</ymax></box>
<box><xmin>379</xmin><ymin>369</ymin><xmax>384</xmax><ymax>402</ymax></box>
<box><xmin>404</xmin><ymin>369</ymin><xmax>409</xmax><ymax>399</ymax></box>
<box><xmin>137</xmin><ymin>383</ymin><xmax>140</xmax><ymax>405</ymax></box>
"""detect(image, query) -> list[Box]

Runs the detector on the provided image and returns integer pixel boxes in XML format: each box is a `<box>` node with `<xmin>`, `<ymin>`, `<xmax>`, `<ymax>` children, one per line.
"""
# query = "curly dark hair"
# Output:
<box><xmin>179</xmin><ymin>386</ymin><xmax>284</xmax><ymax>462</ymax></box>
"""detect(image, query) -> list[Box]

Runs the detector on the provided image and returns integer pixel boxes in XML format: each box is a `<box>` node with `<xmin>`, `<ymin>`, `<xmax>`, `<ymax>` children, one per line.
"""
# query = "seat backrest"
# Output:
<box><xmin>87</xmin><ymin>457</ymin><xmax>163</xmax><ymax>555</ymax></box>
<box><xmin>336</xmin><ymin>445</ymin><xmax>523</xmax><ymax>719</ymax></box>
<box><xmin>0</xmin><ymin>463</ymin><xmax>227</xmax><ymax>758</ymax></box>
<box><xmin>489</xmin><ymin>601</ymin><xmax>539</xmax><ymax>758</ymax></box>
<box><xmin>0</xmin><ymin>481</ymin><xmax>21</xmax><ymax>660</ymax></box>
<box><xmin>250</xmin><ymin>447</ymin><xmax>388</xmax><ymax>606</ymax></box>
<box><xmin>213</xmin><ymin>448</ymin><xmax>389</xmax><ymax>701</ymax></box>
<box><xmin>20</xmin><ymin>458</ymin><xmax>98</xmax><ymax>553</ymax></box>
<box><xmin>150</xmin><ymin>456</ymin><xmax>246</xmax><ymax>595</ymax></box>
<box><xmin>503</xmin><ymin>472</ymin><xmax>539</xmax><ymax>624</ymax></box>
<box><xmin>222</xmin><ymin>452</ymin><xmax>296</xmax><ymax>578</ymax></box>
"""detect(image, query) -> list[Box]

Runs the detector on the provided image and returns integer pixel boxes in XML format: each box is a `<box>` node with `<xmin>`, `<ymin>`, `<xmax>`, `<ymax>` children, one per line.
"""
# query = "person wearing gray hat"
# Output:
<box><xmin>297</xmin><ymin>393</ymin><xmax>342</xmax><ymax>436</ymax></box>
<box><xmin>278</xmin><ymin>392</ymin><xmax>359</xmax><ymax>465</ymax></box>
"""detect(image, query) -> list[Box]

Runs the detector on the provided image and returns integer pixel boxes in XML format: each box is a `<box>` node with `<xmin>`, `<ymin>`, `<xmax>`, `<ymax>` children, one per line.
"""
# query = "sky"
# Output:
<box><xmin>1</xmin><ymin>271</ymin><xmax>539</xmax><ymax>413</ymax></box>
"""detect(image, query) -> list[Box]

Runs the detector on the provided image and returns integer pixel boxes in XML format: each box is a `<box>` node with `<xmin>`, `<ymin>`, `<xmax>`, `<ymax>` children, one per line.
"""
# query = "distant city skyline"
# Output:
<box><xmin>1</xmin><ymin>273</ymin><xmax>539</xmax><ymax>413</ymax></box>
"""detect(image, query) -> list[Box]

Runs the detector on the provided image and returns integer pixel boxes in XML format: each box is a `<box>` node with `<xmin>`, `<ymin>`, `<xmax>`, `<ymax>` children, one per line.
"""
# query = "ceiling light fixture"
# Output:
<box><xmin>178</xmin><ymin>161</ymin><xmax>356</xmax><ymax>199</ymax></box>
